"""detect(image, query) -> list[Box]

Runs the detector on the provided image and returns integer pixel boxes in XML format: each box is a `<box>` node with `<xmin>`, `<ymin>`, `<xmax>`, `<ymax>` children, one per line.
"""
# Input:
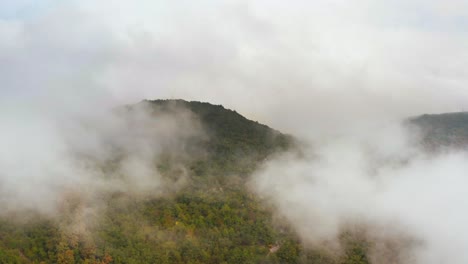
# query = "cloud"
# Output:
<box><xmin>0</xmin><ymin>101</ymin><xmax>205</xmax><ymax>216</ymax></box>
<box><xmin>1</xmin><ymin>0</ymin><xmax>467</xmax><ymax>124</ymax></box>
<box><xmin>0</xmin><ymin>1</ymin><xmax>467</xmax><ymax>262</ymax></box>
<box><xmin>250</xmin><ymin>118</ymin><xmax>468</xmax><ymax>263</ymax></box>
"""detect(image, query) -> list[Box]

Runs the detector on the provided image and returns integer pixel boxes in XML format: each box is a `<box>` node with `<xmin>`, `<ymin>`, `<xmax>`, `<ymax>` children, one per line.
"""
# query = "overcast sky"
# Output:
<box><xmin>0</xmin><ymin>0</ymin><xmax>467</xmax><ymax>135</ymax></box>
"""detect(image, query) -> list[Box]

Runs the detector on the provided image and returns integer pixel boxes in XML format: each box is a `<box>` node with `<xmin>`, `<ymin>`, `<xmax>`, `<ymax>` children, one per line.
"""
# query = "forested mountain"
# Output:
<box><xmin>409</xmin><ymin>112</ymin><xmax>468</xmax><ymax>151</ymax></box>
<box><xmin>1</xmin><ymin>101</ymin><xmax>466</xmax><ymax>264</ymax></box>
<box><xmin>141</xmin><ymin>99</ymin><xmax>293</xmax><ymax>179</ymax></box>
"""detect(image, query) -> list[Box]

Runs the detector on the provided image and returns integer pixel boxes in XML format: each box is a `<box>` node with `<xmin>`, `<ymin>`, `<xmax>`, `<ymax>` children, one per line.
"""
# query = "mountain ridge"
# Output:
<box><xmin>409</xmin><ymin>111</ymin><xmax>468</xmax><ymax>150</ymax></box>
<box><xmin>1</xmin><ymin>100</ymin><xmax>467</xmax><ymax>264</ymax></box>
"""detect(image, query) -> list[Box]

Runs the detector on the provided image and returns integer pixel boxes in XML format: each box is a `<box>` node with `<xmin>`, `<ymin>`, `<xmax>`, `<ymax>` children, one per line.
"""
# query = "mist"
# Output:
<box><xmin>1</xmin><ymin>0</ymin><xmax>468</xmax><ymax>263</ymax></box>
<box><xmin>0</xmin><ymin>100</ymin><xmax>205</xmax><ymax>216</ymax></box>
<box><xmin>250</xmin><ymin>118</ymin><xmax>468</xmax><ymax>263</ymax></box>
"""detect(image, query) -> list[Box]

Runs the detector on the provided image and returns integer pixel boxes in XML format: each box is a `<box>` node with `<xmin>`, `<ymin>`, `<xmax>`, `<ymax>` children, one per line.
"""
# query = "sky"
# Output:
<box><xmin>0</xmin><ymin>0</ymin><xmax>467</xmax><ymax>135</ymax></box>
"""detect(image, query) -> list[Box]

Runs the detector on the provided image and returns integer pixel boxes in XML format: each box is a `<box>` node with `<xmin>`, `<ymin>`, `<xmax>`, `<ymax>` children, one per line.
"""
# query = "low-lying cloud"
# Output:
<box><xmin>1</xmin><ymin>1</ymin><xmax>468</xmax><ymax>263</ymax></box>
<box><xmin>0</xmin><ymin>101</ymin><xmax>205</xmax><ymax>216</ymax></box>
<box><xmin>250</xmin><ymin>120</ymin><xmax>468</xmax><ymax>263</ymax></box>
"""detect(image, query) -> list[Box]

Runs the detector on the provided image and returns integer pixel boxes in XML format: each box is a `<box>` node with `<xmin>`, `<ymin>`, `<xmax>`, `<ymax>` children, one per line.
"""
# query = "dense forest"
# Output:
<box><xmin>1</xmin><ymin>100</ymin><xmax>462</xmax><ymax>264</ymax></box>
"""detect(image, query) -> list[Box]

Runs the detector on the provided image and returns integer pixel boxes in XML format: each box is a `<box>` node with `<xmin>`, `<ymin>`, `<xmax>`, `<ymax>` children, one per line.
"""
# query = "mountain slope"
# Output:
<box><xmin>0</xmin><ymin>100</ymin><xmax>309</xmax><ymax>264</ymax></box>
<box><xmin>141</xmin><ymin>99</ymin><xmax>293</xmax><ymax>179</ymax></box>
<box><xmin>409</xmin><ymin>112</ymin><xmax>468</xmax><ymax>150</ymax></box>
<box><xmin>6</xmin><ymin>102</ymin><xmax>468</xmax><ymax>264</ymax></box>
<box><xmin>8</xmin><ymin>101</ymin><xmax>465</xmax><ymax>263</ymax></box>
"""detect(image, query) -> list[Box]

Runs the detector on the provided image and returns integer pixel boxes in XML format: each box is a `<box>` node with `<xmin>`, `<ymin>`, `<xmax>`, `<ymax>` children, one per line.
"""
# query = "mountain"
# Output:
<box><xmin>409</xmin><ymin>112</ymin><xmax>468</xmax><ymax>151</ymax></box>
<box><xmin>0</xmin><ymin>100</ymin><xmax>309</xmax><ymax>264</ymax></box>
<box><xmin>142</xmin><ymin>99</ymin><xmax>293</xmax><ymax>179</ymax></box>
<box><xmin>4</xmin><ymin>101</ymin><xmax>465</xmax><ymax>264</ymax></box>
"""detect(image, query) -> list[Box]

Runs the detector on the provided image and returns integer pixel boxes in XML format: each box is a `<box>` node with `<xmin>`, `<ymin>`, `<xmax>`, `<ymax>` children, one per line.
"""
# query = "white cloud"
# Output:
<box><xmin>1</xmin><ymin>1</ymin><xmax>467</xmax><ymax>121</ymax></box>
<box><xmin>0</xmin><ymin>1</ymin><xmax>468</xmax><ymax>261</ymax></box>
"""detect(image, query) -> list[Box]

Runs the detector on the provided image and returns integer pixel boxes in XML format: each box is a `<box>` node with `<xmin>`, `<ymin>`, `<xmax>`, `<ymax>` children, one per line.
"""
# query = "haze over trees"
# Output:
<box><xmin>0</xmin><ymin>100</ymin><xmax>467</xmax><ymax>264</ymax></box>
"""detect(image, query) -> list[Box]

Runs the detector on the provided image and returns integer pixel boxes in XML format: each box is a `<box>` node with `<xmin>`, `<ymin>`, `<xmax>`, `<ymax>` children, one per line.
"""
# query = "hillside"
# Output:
<box><xmin>5</xmin><ymin>102</ymin><xmax>467</xmax><ymax>264</ymax></box>
<box><xmin>409</xmin><ymin>112</ymin><xmax>468</xmax><ymax>151</ymax></box>
<box><xmin>142</xmin><ymin>99</ymin><xmax>293</xmax><ymax>179</ymax></box>
<box><xmin>4</xmin><ymin>100</ymin><xmax>459</xmax><ymax>264</ymax></box>
<box><xmin>0</xmin><ymin>100</ymin><xmax>320</xmax><ymax>264</ymax></box>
